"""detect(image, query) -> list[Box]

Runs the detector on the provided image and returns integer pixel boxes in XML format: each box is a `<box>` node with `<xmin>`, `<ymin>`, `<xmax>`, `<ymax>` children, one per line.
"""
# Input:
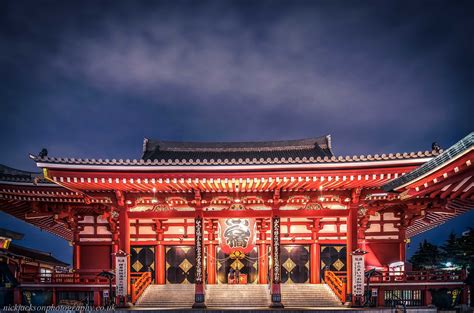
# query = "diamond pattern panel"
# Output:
<box><xmin>281</xmin><ymin>245</ymin><xmax>309</xmax><ymax>283</ymax></box>
<box><xmin>130</xmin><ymin>246</ymin><xmax>155</xmax><ymax>282</ymax></box>
<box><xmin>320</xmin><ymin>245</ymin><xmax>347</xmax><ymax>279</ymax></box>
<box><xmin>166</xmin><ymin>246</ymin><xmax>196</xmax><ymax>284</ymax></box>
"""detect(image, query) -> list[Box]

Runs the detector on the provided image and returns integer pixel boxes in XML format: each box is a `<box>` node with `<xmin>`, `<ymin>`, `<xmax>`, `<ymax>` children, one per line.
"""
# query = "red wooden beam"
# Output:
<box><xmin>127</xmin><ymin>208</ymin><xmax>349</xmax><ymax>219</ymax></box>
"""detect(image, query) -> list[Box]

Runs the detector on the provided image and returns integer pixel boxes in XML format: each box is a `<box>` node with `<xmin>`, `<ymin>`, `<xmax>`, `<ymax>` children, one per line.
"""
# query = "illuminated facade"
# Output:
<box><xmin>0</xmin><ymin>133</ymin><xmax>472</xmax><ymax>308</ymax></box>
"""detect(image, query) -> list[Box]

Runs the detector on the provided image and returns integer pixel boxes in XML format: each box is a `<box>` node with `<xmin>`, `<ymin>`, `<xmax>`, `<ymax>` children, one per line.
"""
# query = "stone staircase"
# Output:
<box><xmin>136</xmin><ymin>283</ymin><xmax>343</xmax><ymax>308</ymax></box>
<box><xmin>205</xmin><ymin>284</ymin><xmax>271</xmax><ymax>308</ymax></box>
<box><xmin>281</xmin><ymin>283</ymin><xmax>344</xmax><ymax>307</ymax></box>
<box><xmin>135</xmin><ymin>284</ymin><xmax>195</xmax><ymax>308</ymax></box>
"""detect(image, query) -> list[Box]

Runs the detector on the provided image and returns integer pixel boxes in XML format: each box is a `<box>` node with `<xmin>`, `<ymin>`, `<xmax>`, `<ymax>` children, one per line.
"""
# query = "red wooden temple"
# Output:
<box><xmin>0</xmin><ymin>132</ymin><xmax>472</xmax><ymax>308</ymax></box>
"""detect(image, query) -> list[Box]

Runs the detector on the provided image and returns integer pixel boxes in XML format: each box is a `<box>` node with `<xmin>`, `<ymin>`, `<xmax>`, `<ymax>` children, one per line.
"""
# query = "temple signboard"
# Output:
<box><xmin>352</xmin><ymin>253</ymin><xmax>365</xmax><ymax>297</ymax></box>
<box><xmin>115</xmin><ymin>252</ymin><xmax>128</xmax><ymax>297</ymax></box>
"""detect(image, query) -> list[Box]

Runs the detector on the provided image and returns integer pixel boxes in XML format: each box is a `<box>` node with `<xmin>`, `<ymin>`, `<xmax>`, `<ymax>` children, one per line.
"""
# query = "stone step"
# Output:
<box><xmin>135</xmin><ymin>284</ymin><xmax>195</xmax><ymax>308</ymax></box>
<box><xmin>137</xmin><ymin>283</ymin><xmax>343</xmax><ymax>308</ymax></box>
<box><xmin>281</xmin><ymin>284</ymin><xmax>343</xmax><ymax>307</ymax></box>
<box><xmin>205</xmin><ymin>284</ymin><xmax>270</xmax><ymax>308</ymax></box>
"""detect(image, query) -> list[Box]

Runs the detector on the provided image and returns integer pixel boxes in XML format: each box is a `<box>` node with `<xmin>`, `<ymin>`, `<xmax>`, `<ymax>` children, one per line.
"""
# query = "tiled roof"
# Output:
<box><xmin>0</xmin><ymin>164</ymin><xmax>50</xmax><ymax>184</ymax></box>
<box><xmin>383</xmin><ymin>132</ymin><xmax>473</xmax><ymax>191</ymax></box>
<box><xmin>142</xmin><ymin>136</ymin><xmax>333</xmax><ymax>162</ymax></box>
<box><xmin>4</xmin><ymin>243</ymin><xmax>69</xmax><ymax>266</ymax></box>
<box><xmin>0</xmin><ymin>228</ymin><xmax>24</xmax><ymax>240</ymax></box>
<box><xmin>32</xmin><ymin>151</ymin><xmax>438</xmax><ymax>166</ymax></box>
<box><xmin>31</xmin><ymin>134</ymin><xmax>441</xmax><ymax>167</ymax></box>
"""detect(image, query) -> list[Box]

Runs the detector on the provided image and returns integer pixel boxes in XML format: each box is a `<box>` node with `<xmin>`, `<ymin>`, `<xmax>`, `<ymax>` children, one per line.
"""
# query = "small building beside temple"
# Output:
<box><xmin>0</xmin><ymin>133</ymin><xmax>472</xmax><ymax>308</ymax></box>
<box><xmin>0</xmin><ymin>227</ymin><xmax>68</xmax><ymax>306</ymax></box>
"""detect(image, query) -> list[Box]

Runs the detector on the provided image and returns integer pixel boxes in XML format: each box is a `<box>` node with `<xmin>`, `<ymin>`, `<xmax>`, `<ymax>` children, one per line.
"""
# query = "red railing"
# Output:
<box><xmin>19</xmin><ymin>272</ymin><xmax>111</xmax><ymax>284</ymax></box>
<box><xmin>324</xmin><ymin>270</ymin><xmax>347</xmax><ymax>303</ymax></box>
<box><xmin>324</xmin><ymin>269</ymin><xmax>465</xmax><ymax>303</ymax></box>
<box><xmin>369</xmin><ymin>269</ymin><xmax>466</xmax><ymax>283</ymax></box>
<box><xmin>130</xmin><ymin>272</ymin><xmax>152</xmax><ymax>304</ymax></box>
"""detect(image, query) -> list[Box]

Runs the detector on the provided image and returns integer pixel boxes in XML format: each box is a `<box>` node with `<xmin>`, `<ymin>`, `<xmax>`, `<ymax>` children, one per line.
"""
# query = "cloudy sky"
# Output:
<box><xmin>0</xmin><ymin>0</ymin><xmax>473</xmax><ymax>262</ymax></box>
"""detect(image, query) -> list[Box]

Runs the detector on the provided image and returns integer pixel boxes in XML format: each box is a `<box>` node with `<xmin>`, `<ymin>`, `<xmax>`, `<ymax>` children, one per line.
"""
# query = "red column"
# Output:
<box><xmin>346</xmin><ymin>204</ymin><xmax>358</xmax><ymax>302</ymax></box>
<box><xmin>207</xmin><ymin>243</ymin><xmax>216</xmax><ymax>284</ymax></box>
<box><xmin>73</xmin><ymin>231</ymin><xmax>80</xmax><ymax>270</ymax></box>
<box><xmin>73</xmin><ymin>244</ymin><xmax>80</xmax><ymax>270</ymax></box>
<box><xmin>310</xmin><ymin>242</ymin><xmax>321</xmax><ymax>283</ymax></box>
<box><xmin>14</xmin><ymin>288</ymin><xmax>21</xmax><ymax>304</ymax></box>
<box><xmin>399</xmin><ymin>227</ymin><xmax>406</xmax><ymax>263</ymax></box>
<box><xmin>156</xmin><ymin>232</ymin><xmax>166</xmax><ymax>284</ymax></box>
<box><xmin>93</xmin><ymin>290</ymin><xmax>101</xmax><ymax>306</ymax></box>
<box><xmin>377</xmin><ymin>287</ymin><xmax>385</xmax><ymax>307</ymax></box>
<box><xmin>111</xmin><ymin>230</ymin><xmax>119</xmax><ymax>272</ymax></box>
<box><xmin>424</xmin><ymin>288</ymin><xmax>432</xmax><ymax>305</ymax></box>
<box><xmin>310</xmin><ymin>219</ymin><xmax>321</xmax><ymax>283</ymax></box>
<box><xmin>206</xmin><ymin>219</ymin><xmax>217</xmax><ymax>284</ymax></box>
<box><xmin>258</xmin><ymin>242</ymin><xmax>268</xmax><ymax>284</ymax></box>
<box><xmin>52</xmin><ymin>287</ymin><xmax>57</xmax><ymax>305</ymax></box>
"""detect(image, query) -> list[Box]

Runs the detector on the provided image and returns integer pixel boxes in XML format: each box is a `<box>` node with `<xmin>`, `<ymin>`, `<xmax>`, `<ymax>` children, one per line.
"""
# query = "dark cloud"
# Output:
<box><xmin>0</xmin><ymin>0</ymin><xmax>473</xmax><ymax>261</ymax></box>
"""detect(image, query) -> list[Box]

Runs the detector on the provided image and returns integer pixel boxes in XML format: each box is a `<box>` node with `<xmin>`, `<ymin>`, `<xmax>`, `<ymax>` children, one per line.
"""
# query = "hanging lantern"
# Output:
<box><xmin>218</xmin><ymin>218</ymin><xmax>256</xmax><ymax>254</ymax></box>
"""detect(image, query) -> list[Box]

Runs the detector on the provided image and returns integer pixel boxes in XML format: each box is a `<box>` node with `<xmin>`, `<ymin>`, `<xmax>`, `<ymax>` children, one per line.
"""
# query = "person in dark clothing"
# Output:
<box><xmin>235</xmin><ymin>268</ymin><xmax>240</xmax><ymax>284</ymax></box>
<box><xmin>229</xmin><ymin>268</ymin><xmax>235</xmax><ymax>283</ymax></box>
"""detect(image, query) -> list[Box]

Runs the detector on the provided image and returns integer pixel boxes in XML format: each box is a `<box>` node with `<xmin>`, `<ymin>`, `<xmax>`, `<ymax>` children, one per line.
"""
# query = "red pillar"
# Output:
<box><xmin>73</xmin><ymin>244</ymin><xmax>80</xmax><ymax>270</ymax></box>
<box><xmin>14</xmin><ymin>288</ymin><xmax>21</xmax><ymax>304</ymax></box>
<box><xmin>258</xmin><ymin>242</ymin><xmax>268</xmax><ymax>284</ymax></box>
<box><xmin>93</xmin><ymin>290</ymin><xmax>101</xmax><ymax>306</ymax></box>
<box><xmin>111</xmin><ymin>230</ymin><xmax>119</xmax><ymax>273</ymax></box>
<box><xmin>52</xmin><ymin>287</ymin><xmax>57</xmax><ymax>305</ymax></box>
<box><xmin>377</xmin><ymin>287</ymin><xmax>385</xmax><ymax>307</ymax></box>
<box><xmin>399</xmin><ymin>227</ymin><xmax>406</xmax><ymax>263</ymax></box>
<box><xmin>310</xmin><ymin>242</ymin><xmax>321</xmax><ymax>283</ymax></box>
<box><xmin>156</xmin><ymin>233</ymin><xmax>166</xmax><ymax>284</ymax></box>
<box><xmin>206</xmin><ymin>219</ymin><xmax>217</xmax><ymax>284</ymax></box>
<box><xmin>73</xmin><ymin>231</ymin><xmax>80</xmax><ymax>270</ymax></box>
<box><xmin>346</xmin><ymin>204</ymin><xmax>358</xmax><ymax>302</ymax></box>
<box><xmin>424</xmin><ymin>288</ymin><xmax>432</xmax><ymax>305</ymax></box>
<box><xmin>207</xmin><ymin>243</ymin><xmax>216</xmax><ymax>284</ymax></box>
<box><xmin>310</xmin><ymin>219</ymin><xmax>321</xmax><ymax>283</ymax></box>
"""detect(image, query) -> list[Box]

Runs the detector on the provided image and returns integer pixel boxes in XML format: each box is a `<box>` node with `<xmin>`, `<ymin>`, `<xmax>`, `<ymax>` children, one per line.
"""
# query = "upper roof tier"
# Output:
<box><xmin>30</xmin><ymin>134</ymin><xmax>441</xmax><ymax>168</ymax></box>
<box><xmin>142</xmin><ymin>136</ymin><xmax>333</xmax><ymax>162</ymax></box>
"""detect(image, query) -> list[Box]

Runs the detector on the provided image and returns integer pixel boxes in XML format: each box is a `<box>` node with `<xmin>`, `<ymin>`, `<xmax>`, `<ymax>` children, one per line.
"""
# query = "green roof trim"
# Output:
<box><xmin>383</xmin><ymin>132</ymin><xmax>473</xmax><ymax>192</ymax></box>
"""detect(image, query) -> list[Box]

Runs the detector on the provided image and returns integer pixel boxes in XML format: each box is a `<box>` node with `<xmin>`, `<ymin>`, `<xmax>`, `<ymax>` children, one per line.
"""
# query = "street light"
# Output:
<box><xmin>97</xmin><ymin>270</ymin><xmax>115</xmax><ymax>306</ymax></box>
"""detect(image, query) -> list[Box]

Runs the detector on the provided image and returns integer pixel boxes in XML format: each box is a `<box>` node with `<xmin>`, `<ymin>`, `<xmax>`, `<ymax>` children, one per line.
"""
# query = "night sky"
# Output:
<box><xmin>0</xmin><ymin>0</ymin><xmax>473</xmax><ymax>264</ymax></box>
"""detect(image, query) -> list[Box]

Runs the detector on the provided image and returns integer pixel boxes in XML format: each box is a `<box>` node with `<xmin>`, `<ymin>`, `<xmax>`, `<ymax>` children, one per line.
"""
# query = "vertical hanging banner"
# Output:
<box><xmin>193</xmin><ymin>217</ymin><xmax>205</xmax><ymax>306</ymax></box>
<box><xmin>271</xmin><ymin>217</ymin><xmax>281</xmax><ymax>284</ymax></box>
<box><xmin>115</xmin><ymin>251</ymin><xmax>128</xmax><ymax>297</ymax></box>
<box><xmin>352</xmin><ymin>253</ymin><xmax>365</xmax><ymax>297</ymax></box>
<box><xmin>218</xmin><ymin>218</ymin><xmax>256</xmax><ymax>254</ymax></box>
<box><xmin>194</xmin><ymin>217</ymin><xmax>204</xmax><ymax>284</ymax></box>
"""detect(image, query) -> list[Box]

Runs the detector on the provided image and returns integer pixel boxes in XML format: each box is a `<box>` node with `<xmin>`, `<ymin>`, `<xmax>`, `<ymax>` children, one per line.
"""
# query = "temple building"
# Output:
<box><xmin>0</xmin><ymin>132</ymin><xmax>472</xmax><ymax>308</ymax></box>
<box><xmin>0</xmin><ymin>227</ymin><xmax>68</xmax><ymax>306</ymax></box>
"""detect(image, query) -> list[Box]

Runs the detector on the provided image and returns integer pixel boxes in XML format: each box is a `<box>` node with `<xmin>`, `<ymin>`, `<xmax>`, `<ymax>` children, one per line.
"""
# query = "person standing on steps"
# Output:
<box><xmin>229</xmin><ymin>268</ymin><xmax>235</xmax><ymax>283</ymax></box>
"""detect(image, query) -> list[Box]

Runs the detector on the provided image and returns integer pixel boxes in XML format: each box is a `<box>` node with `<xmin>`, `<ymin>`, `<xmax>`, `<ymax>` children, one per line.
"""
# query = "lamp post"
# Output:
<box><xmin>97</xmin><ymin>270</ymin><xmax>115</xmax><ymax>306</ymax></box>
